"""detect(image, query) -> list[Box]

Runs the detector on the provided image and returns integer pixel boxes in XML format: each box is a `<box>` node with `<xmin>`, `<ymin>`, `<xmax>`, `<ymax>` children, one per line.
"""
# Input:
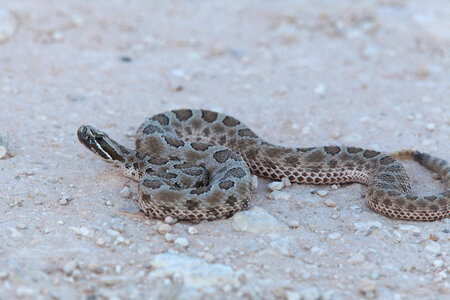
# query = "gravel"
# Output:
<box><xmin>0</xmin><ymin>1</ymin><xmax>448</xmax><ymax>299</ymax></box>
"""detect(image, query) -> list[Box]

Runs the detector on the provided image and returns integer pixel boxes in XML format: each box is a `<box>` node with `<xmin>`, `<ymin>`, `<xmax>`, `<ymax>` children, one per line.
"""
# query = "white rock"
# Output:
<box><xmin>314</xmin><ymin>83</ymin><xmax>326</xmax><ymax>96</ymax></box>
<box><xmin>231</xmin><ymin>206</ymin><xmax>289</xmax><ymax>234</ymax></box>
<box><xmin>316</xmin><ymin>190</ymin><xmax>329</xmax><ymax>197</ymax></box>
<box><xmin>7</xmin><ymin>226</ymin><xmax>22</xmax><ymax>239</ymax></box>
<box><xmin>433</xmin><ymin>260</ymin><xmax>443</xmax><ymax>268</ymax></box>
<box><xmin>100</xmin><ymin>275</ymin><xmax>122</xmax><ymax>286</ymax></box>
<box><xmin>425</xmin><ymin>241</ymin><xmax>441</xmax><ymax>254</ymax></box>
<box><xmin>354</xmin><ymin>221</ymin><xmax>382</xmax><ymax>234</ymax></box>
<box><xmin>426</xmin><ymin>123</ymin><xmax>435</xmax><ymax>131</ymax></box>
<box><xmin>187</xmin><ymin>227</ymin><xmax>198</xmax><ymax>235</ymax></box>
<box><xmin>268</xmin><ymin>181</ymin><xmax>284</xmax><ymax>191</ymax></box>
<box><xmin>324</xmin><ymin>199</ymin><xmax>336</xmax><ymax>207</ymax></box>
<box><xmin>119</xmin><ymin>186</ymin><xmax>132</xmax><ymax>198</ymax></box>
<box><xmin>69</xmin><ymin>226</ymin><xmax>94</xmax><ymax>238</ymax></box>
<box><xmin>0</xmin><ymin>145</ymin><xmax>6</xmax><ymax>159</ymax></box>
<box><xmin>252</xmin><ymin>175</ymin><xmax>258</xmax><ymax>190</ymax></box>
<box><xmin>157</xmin><ymin>223</ymin><xmax>172</xmax><ymax>234</ymax></box>
<box><xmin>164</xmin><ymin>216</ymin><xmax>178</xmax><ymax>224</ymax></box>
<box><xmin>59</xmin><ymin>196</ymin><xmax>70</xmax><ymax>205</ymax></box>
<box><xmin>359</xmin><ymin>279</ymin><xmax>377</xmax><ymax>294</ymax></box>
<box><xmin>0</xmin><ymin>10</ymin><xmax>17</xmax><ymax>43</ymax></box>
<box><xmin>0</xmin><ymin>271</ymin><xmax>8</xmax><ymax>280</ymax></box>
<box><xmin>288</xmin><ymin>220</ymin><xmax>299</xmax><ymax>229</ymax></box>
<box><xmin>397</xmin><ymin>225</ymin><xmax>421</xmax><ymax>234</ymax></box>
<box><xmin>347</xmin><ymin>253</ymin><xmax>365</xmax><ymax>264</ymax></box>
<box><xmin>422</xmin><ymin>139</ymin><xmax>434</xmax><ymax>146</ymax></box>
<box><xmin>328</xmin><ymin>232</ymin><xmax>342</xmax><ymax>240</ymax></box>
<box><xmin>79</xmin><ymin>227</ymin><xmax>93</xmax><ymax>237</ymax></box>
<box><xmin>16</xmin><ymin>223</ymin><xmax>27</xmax><ymax>230</ymax></box>
<box><xmin>0</xmin><ymin>133</ymin><xmax>7</xmax><ymax>159</ymax></box>
<box><xmin>299</xmin><ymin>287</ymin><xmax>321</xmax><ymax>300</ymax></box>
<box><xmin>285</xmin><ymin>291</ymin><xmax>300</xmax><ymax>300</ymax></box>
<box><xmin>269</xmin><ymin>238</ymin><xmax>293</xmax><ymax>257</ymax></box>
<box><xmin>149</xmin><ymin>253</ymin><xmax>237</xmax><ymax>288</ymax></box>
<box><xmin>281</xmin><ymin>177</ymin><xmax>292</xmax><ymax>187</ymax></box>
<box><xmin>96</xmin><ymin>237</ymin><xmax>106</xmax><ymax>247</ymax></box>
<box><xmin>174</xmin><ymin>237</ymin><xmax>189</xmax><ymax>247</ymax></box>
<box><xmin>310</xmin><ymin>247</ymin><xmax>324</xmax><ymax>256</ymax></box>
<box><xmin>164</xmin><ymin>233</ymin><xmax>177</xmax><ymax>242</ymax></box>
<box><xmin>63</xmin><ymin>261</ymin><xmax>77</xmax><ymax>275</ymax></box>
<box><xmin>330</xmin><ymin>184</ymin><xmax>339</xmax><ymax>190</ymax></box>
<box><xmin>269</xmin><ymin>191</ymin><xmax>291</xmax><ymax>201</ymax></box>
<box><xmin>106</xmin><ymin>229</ymin><xmax>120</xmax><ymax>237</ymax></box>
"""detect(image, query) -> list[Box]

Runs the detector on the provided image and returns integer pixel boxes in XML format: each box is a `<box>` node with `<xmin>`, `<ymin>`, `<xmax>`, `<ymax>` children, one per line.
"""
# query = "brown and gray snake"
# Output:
<box><xmin>77</xmin><ymin>109</ymin><xmax>449</xmax><ymax>221</ymax></box>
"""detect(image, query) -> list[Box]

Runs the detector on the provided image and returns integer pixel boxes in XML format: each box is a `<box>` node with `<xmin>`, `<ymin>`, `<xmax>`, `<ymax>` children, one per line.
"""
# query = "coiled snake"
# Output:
<box><xmin>77</xmin><ymin>109</ymin><xmax>449</xmax><ymax>221</ymax></box>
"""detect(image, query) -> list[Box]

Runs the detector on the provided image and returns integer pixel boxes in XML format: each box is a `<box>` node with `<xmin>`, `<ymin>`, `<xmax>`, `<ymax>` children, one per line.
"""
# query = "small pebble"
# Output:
<box><xmin>164</xmin><ymin>233</ymin><xmax>177</xmax><ymax>242</ymax></box>
<box><xmin>105</xmin><ymin>201</ymin><xmax>112</xmax><ymax>206</ymax></box>
<box><xmin>51</xmin><ymin>31</ymin><xmax>64</xmax><ymax>42</ymax></box>
<box><xmin>316</xmin><ymin>190</ymin><xmax>329</xmax><ymax>197</ymax></box>
<box><xmin>164</xmin><ymin>216</ymin><xmax>178</xmax><ymax>224</ymax></box>
<box><xmin>16</xmin><ymin>223</ymin><xmax>27</xmax><ymax>230</ymax></box>
<box><xmin>7</xmin><ymin>226</ymin><xmax>23</xmax><ymax>239</ymax></box>
<box><xmin>0</xmin><ymin>9</ymin><xmax>18</xmax><ymax>44</ymax></box>
<box><xmin>100</xmin><ymin>275</ymin><xmax>121</xmax><ymax>286</ymax></box>
<box><xmin>324</xmin><ymin>199</ymin><xmax>336</xmax><ymax>207</ymax></box>
<box><xmin>62</xmin><ymin>261</ymin><xmax>77</xmax><ymax>275</ymax></box>
<box><xmin>426</xmin><ymin>123</ymin><xmax>435</xmax><ymax>131</ymax></box>
<box><xmin>59</xmin><ymin>197</ymin><xmax>69</xmax><ymax>205</ymax></box>
<box><xmin>174</xmin><ymin>237</ymin><xmax>189</xmax><ymax>247</ymax></box>
<box><xmin>78</xmin><ymin>227</ymin><xmax>93</xmax><ymax>237</ymax></box>
<box><xmin>107</xmin><ymin>229</ymin><xmax>120</xmax><ymax>237</ymax></box>
<box><xmin>96</xmin><ymin>237</ymin><xmax>106</xmax><ymax>247</ymax></box>
<box><xmin>433</xmin><ymin>260</ymin><xmax>443</xmax><ymax>268</ymax></box>
<box><xmin>424</xmin><ymin>240</ymin><xmax>441</xmax><ymax>254</ymax></box>
<box><xmin>115</xmin><ymin>265</ymin><xmax>122</xmax><ymax>274</ymax></box>
<box><xmin>288</xmin><ymin>220</ymin><xmax>300</xmax><ymax>229</ymax></box>
<box><xmin>422</xmin><ymin>139</ymin><xmax>434</xmax><ymax>146</ymax></box>
<box><xmin>120</xmin><ymin>186</ymin><xmax>132</xmax><ymax>198</ymax></box>
<box><xmin>328</xmin><ymin>232</ymin><xmax>342</xmax><ymax>240</ymax></box>
<box><xmin>314</xmin><ymin>83</ymin><xmax>326</xmax><ymax>96</ymax></box>
<box><xmin>299</xmin><ymin>287</ymin><xmax>321</xmax><ymax>300</ymax></box>
<box><xmin>187</xmin><ymin>227</ymin><xmax>198</xmax><ymax>235</ymax></box>
<box><xmin>330</xmin><ymin>184</ymin><xmax>339</xmax><ymax>190</ymax></box>
<box><xmin>268</xmin><ymin>181</ymin><xmax>284</xmax><ymax>191</ymax></box>
<box><xmin>397</xmin><ymin>225</ymin><xmax>421</xmax><ymax>234</ymax></box>
<box><xmin>281</xmin><ymin>177</ymin><xmax>292</xmax><ymax>187</ymax></box>
<box><xmin>157</xmin><ymin>223</ymin><xmax>172</xmax><ymax>234</ymax></box>
<box><xmin>0</xmin><ymin>133</ymin><xmax>7</xmax><ymax>159</ymax></box>
<box><xmin>269</xmin><ymin>191</ymin><xmax>291</xmax><ymax>201</ymax></box>
<box><xmin>359</xmin><ymin>279</ymin><xmax>377</xmax><ymax>295</ymax></box>
<box><xmin>204</xmin><ymin>253</ymin><xmax>215</xmax><ymax>262</ymax></box>
<box><xmin>285</xmin><ymin>291</ymin><xmax>300</xmax><ymax>300</ymax></box>
<box><xmin>347</xmin><ymin>253</ymin><xmax>365</xmax><ymax>264</ymax></box>
<box><xmin>0</xmin><ymin>271</ymin><xmax>9</xmax><ymax>280</ymax></box>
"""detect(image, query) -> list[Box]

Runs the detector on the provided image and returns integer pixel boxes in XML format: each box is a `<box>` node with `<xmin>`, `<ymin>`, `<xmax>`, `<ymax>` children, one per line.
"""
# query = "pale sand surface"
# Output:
<box><xmin>0</xmin><ymin>1</ymin><xmax>449</xmax><ymax>299</ymax></box>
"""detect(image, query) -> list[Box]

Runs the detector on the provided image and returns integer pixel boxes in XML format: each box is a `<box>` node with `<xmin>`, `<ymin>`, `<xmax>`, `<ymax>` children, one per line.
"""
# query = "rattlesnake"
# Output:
<box><xmin>77</xmin><ymin>109</ymin><xmax>449</xmax><ymax>221</ymax></box>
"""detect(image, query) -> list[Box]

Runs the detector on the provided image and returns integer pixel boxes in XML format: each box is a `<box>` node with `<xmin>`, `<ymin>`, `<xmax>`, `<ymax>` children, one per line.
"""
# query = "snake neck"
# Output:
<box><xmin>77</xmin><ymin>125</ymin><xmax>141</xmax><ymax>180</ymax></box>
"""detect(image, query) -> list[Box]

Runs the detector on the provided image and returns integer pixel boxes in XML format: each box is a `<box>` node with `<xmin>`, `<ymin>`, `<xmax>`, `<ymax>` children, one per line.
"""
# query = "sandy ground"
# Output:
<box><xmin>0</xmin><ymin>0</ymin><xmax>449</xmax><ymax>299</ymax></box>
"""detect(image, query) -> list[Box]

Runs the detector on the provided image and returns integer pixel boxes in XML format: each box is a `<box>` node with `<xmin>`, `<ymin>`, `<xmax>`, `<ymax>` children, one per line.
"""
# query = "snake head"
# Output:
<box><xmin>77</xmin><ymin>125</ymin><xmax>126</xmax><ymax>162</ymax></box>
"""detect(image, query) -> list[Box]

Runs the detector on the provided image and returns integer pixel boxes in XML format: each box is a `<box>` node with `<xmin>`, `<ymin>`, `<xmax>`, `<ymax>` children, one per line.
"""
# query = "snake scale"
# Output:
<box><xmin>77</xmin><ymin>109</ymin><xmax>450</xmax><ymax>221</ymax></box>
